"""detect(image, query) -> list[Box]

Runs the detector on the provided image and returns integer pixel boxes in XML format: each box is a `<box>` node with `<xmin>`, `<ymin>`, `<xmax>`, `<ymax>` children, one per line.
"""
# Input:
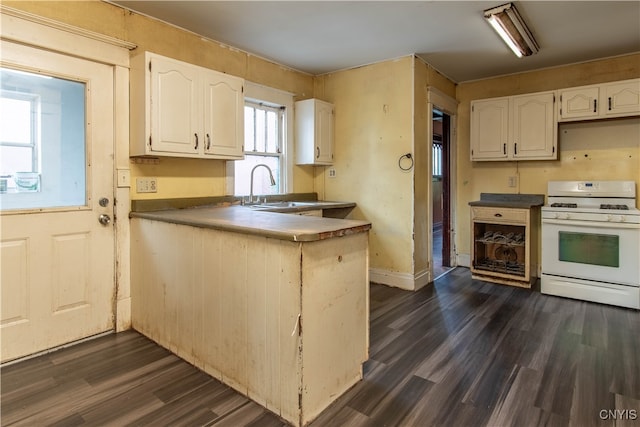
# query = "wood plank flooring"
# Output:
<box><xmin>2</xmin><ymin>267</ymin><xmax>639</xmax><ymax>426</ymax></box>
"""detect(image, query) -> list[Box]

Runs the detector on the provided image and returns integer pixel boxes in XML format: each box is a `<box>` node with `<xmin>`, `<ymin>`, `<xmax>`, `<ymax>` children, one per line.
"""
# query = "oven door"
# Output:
<box><xmin>542</xmin><ymin>219</ymin><xmax>640</xmax><ymax>286</ymax></box>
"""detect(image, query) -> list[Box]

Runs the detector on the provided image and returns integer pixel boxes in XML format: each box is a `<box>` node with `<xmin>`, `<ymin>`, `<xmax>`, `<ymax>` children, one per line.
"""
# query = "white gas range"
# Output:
<box><xmin>541</xmin><ymin>180</ymin><xmax>640</xmax><ymax>309</ymax></box>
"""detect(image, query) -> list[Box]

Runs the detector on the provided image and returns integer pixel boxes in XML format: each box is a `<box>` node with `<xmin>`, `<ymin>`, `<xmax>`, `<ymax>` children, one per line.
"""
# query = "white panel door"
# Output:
<box><xmin>1</xmin><ymin>41</ymin><xmax>115</xmax><ymax>362</ymax></box>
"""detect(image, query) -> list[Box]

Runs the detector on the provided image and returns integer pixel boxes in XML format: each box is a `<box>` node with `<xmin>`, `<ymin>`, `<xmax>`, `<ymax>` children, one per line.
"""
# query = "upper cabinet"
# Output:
<box><xmin>130</xmin><ymin>51</ymin><xmax>244</xmax><ymax>159</ymax></box>
<box><xmin>471</xmin><ymin>91</ymin><xmax>557</xmax><ymax>161</ymax></box>
<box><xmin>295</xmin><ymin>98</ymin><xmax>334</xmax><ymax>165</ymax></box>
<box><xmin>558</xmin><ymin>78</ymin><xmax>640</xmax><ymax>122</ymax></box>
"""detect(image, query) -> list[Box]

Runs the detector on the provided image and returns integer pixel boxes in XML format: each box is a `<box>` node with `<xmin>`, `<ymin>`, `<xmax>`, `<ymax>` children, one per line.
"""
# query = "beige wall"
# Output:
<box><xmin>314</xmin><ymin>57</ymin><xmax>415</xmax><ymax>277</ymax></box>
<box><xmin>6</xmin><ymin>0</ymin><xmax>316</xmax><ymax>200</ymax></box>
<box><xmin>456</xmin><ymin>54</ymin><xmax>640</xmax><ymax>262</ymax></box>
<box><xmin>315</xmin><ymin>56</ymin><xmax>457</xmax><ymax>288</ymax></box>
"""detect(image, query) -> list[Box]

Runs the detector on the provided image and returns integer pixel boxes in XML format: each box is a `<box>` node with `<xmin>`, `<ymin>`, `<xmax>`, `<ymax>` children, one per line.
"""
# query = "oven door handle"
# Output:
<box><xmin>542</xmin><ymin>219</ymin><xmax>640</xmax><ymax>229</ymax></box>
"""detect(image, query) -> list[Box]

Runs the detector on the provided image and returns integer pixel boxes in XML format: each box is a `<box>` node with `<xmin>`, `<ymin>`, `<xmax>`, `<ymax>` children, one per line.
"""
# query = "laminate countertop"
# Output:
<box><xmin>468</xmin><ymin>193</ymin><xmax>545</xmax><ymax>209</ymax></box>
<box><xmin>130</xmin><ymin>204</ymin><xmax>371</xmax><ymax>242</ymax></box>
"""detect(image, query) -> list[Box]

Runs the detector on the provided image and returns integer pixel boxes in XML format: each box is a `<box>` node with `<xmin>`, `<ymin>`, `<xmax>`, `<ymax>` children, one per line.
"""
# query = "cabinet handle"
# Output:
<box><xmin>593</xmin><ymin>99</ymin><xmax>597</xmax><ymax>113</ymax></box>
<box><xmin>194</xmin><ymin>133</ymin><xmax>199</xmax><ymax>150</ymax></box>
<box><xmin>514</xmin><ymin>143</ymin><xmax>518</xmax><ymax>155</ymax></box>
<box><xmin>494</xmin><ymin>213</ymin><xmax>503</xmax><ymax>217</ymax></box>
<box><xmin>503</xmin><ymin>143</ymin><xmax>506</xmax><ymax>155</ymax></box>
<box><xmin>316</xmin><ymin>146</ymin><xmax>320</xmax><ymax>159</ymax></box>
<box><xmin>206</xmin><ymin>133</ymin><xmax>211</xmax><ymax>150</ymax></box>
<box><xmin>608</xmin><ymin>97</ymin><xmax>612</xmax><ymax>111</ymax></box>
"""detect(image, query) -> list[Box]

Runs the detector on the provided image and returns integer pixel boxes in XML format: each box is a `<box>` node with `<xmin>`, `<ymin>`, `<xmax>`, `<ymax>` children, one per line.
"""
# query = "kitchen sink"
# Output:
<box><xmin>248</xmin><ymin>200</ymin><xmax>341</xmax><ymax>209</ymax></box>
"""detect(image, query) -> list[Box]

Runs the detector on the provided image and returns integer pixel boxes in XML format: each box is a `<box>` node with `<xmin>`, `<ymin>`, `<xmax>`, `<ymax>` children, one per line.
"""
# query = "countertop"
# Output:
<box><xmin>130</xmin><ymin>204</ymin><xmax>371</xmax><ymax>242</ymax></box>
<box><xmin>468</xmin><ymin>193</ymin><xmax>545</xmax><ymax>209</ymax></box>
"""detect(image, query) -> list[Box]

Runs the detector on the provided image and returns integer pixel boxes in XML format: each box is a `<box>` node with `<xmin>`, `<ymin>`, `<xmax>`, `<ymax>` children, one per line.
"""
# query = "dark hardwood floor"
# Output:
<box><xmin>2</xmin><ymin>267</ymin><xmax>639</xmax><ymax>426</ymax></box>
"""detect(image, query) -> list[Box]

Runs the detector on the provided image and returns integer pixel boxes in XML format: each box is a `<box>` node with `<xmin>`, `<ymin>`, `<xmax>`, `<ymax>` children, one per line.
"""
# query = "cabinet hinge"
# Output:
<box><xmin>553</xmin><ymin>94</ymin><xmax>556</xmax><ymax>103</ymax></box>
<box><xmin>552</xmin><ymin>146</ymin><xmax>555</xmax><ymax>153</ymax></box>
<box><xmin>471</xmin><ymin>105</ymin><xmax>474</xmax><ymax>113</ymax></box>
<box><xmin>148</xmin><ymin>61</ymin><xmax>151</xmax><ymax>72</ymax></box>
<box><xmin>149</xmin><ymin>135</ymin><xmax>152</xmax><ymax>147</ymax></box>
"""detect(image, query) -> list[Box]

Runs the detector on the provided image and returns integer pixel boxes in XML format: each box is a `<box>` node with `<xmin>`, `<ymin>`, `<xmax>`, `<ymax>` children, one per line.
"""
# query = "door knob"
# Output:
<box><xmin>99</xmin><ymin>214</ymin><xmax>111</xmax><ymax>226</ymax></box>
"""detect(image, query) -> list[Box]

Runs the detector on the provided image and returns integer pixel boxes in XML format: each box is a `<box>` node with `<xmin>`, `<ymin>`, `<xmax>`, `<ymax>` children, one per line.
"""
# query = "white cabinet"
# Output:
<box><xmin>470</xmin><ymin>97</ymin><xmax>509</xmax><ymax>160</ymax></box>
<box><xmin>295</xmin><ymin>98</ymin><xmax>334</xmax><ymax>165</ymax></box>
<box><xmin>130</xmin><ymin>51</ymin><xmax>244</xmax><ymax>159</ymax></box>
<box><xmin>470</xmin><ymin>91</ymin><xmax>557</xmax><ymax>161</ymax></box>
<box><xmin>558</xmin><ymin>86</ymin><xmax>599</xmax><ymax>121</ymax></box>
<box><xmin>558</xmin><ymin>78</ymin><xmax>640</xmax><ymax>121</ymax></box>
<box><xmin>602</xmin><ymin>79</ymin><xmax>640</xmax><ymax>117</ymax></box>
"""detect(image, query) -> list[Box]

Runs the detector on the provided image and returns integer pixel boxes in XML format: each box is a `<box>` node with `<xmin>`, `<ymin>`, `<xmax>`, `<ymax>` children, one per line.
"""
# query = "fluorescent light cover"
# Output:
<box><xmin>487</xmin><ymin>15</ymin><xmax>524</xmax><ymax>57</ymax></box>
<box><xmin>484</xmin><ymin>3</ymin><xmax>539</xmax><ymax>57</ymax></box>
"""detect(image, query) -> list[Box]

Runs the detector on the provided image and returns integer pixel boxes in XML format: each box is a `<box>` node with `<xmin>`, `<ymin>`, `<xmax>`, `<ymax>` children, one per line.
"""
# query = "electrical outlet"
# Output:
<box><xmin>328</xmin><ymin>168</ymin><xmax>337</xmax><ymax>178</ymax></box>
<box><xmin>508</xmin><ymin>176</ymin><xmax>518</xmax><ymax>188</ymax></box>
<box><xmin>136</xmin><ymin>177</ymin><xmax>157</xmax><ymax>193</ymax></box>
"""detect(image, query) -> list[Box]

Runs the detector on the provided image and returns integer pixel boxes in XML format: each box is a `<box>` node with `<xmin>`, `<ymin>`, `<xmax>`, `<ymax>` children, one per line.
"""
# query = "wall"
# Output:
<box><xmin>313</xmin><ymin>57</ymin><xmax>415</xmax><ymax>284</ymax></box>
<box><xmin>5</xmin><ymin>0</ymin><xmax>316</xmax><ymax>200</ymax></box>
<box><xmin>314</xmin><ymin>56</ymin><xmax>456</xmax><ymax>289</ymax></box>
<box><xmin>456</xmin><ymin>54</ymin><xmax>640</xmax><ymax>263</ymax></box>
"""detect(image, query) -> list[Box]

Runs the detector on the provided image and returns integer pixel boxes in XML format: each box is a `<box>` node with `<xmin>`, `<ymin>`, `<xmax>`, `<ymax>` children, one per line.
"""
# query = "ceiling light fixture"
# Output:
<box><xmin>484</xmin><ymin>2</ymin><xmax>539</xmax><ymax>58</ymax></box>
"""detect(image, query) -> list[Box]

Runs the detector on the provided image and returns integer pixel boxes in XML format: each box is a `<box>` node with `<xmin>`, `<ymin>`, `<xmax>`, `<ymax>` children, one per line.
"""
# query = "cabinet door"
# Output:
<box><xmin>203</xmin><ymin>71</ymin><xmax>244</xmax><ymax>159</ymax></box>
<box><xmin>149</xmin><ymin>56</ymin><xmax>200</xmax><ymax>154</ymax></box>
<box><xmin>315</xmin><ymin>101</ymin><xmax>334</xmax><ymax>164</ymax></box>
<box><xmin>602</xmin><ymin>79</ymin><xmax>640</xmax><ymax>118</ymax></box>
<box><xmin>511</xmin><ymin>92</ymin><xmax>557</xmax><ymax>160</ymax></box>
<box><xmin>559</xmin><ymin>86</ymin><xmax>599</xmax><ymax>121</ymax></box>
<box><xmin>470</xmin><ymin>98</ymin><xmax>509</xmax><ymax>160</ymax></box>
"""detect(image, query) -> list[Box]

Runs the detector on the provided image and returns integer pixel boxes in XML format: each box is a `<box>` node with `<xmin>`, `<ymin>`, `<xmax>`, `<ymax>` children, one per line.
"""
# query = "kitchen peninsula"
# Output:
<box><xmin>130</xmin><ymin>202</ymin><xmax>371</xmax><ymax>427</ymax></box>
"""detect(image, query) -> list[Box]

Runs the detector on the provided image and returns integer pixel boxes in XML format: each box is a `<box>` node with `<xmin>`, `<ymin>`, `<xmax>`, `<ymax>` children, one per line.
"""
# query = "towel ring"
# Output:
<box><xmin>398</xmin><ymin>153</ymin><xmax>413</xmax><ymax>171</ymax></box>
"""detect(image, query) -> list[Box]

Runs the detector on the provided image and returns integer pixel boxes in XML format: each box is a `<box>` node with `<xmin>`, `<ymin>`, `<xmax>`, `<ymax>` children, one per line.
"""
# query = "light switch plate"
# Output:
<box><xmin>117</xmin><ymin>169</ymin><xmax>130</xmax><ymax>188</ymax></box>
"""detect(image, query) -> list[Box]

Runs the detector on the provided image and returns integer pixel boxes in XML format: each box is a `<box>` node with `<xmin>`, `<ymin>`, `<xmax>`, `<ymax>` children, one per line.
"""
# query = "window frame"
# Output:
<box><xmin>0</xmin><ymin>90</ymin><xmax>41</xmax><ymax>176</ymax></box>
<box><xmin>226</xmin><ymin>82</ymin><xmax>294</xmax><ymax>196</ymax></box>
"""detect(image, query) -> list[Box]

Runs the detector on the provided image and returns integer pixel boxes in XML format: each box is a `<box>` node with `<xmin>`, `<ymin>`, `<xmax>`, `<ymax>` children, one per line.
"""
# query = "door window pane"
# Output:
<box><xmin>1</xmin><ymin>67</ymin><xmax>86</xmax><ymax>210</ymax></box>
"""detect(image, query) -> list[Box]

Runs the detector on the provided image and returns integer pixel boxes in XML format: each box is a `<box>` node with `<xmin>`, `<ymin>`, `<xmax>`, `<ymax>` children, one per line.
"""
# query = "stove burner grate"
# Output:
<box><xmin>600</xmin><ymin>204</ymin><xmax>629</xmax><ymax>210</ymax></box>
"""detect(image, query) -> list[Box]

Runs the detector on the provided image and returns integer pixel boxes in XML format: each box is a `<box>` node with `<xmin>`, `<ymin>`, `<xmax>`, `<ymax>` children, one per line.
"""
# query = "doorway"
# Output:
<box><xmin>432</xmin><ymin>109</ymin><xmax>452</xmax><ymax>279</ymax></box>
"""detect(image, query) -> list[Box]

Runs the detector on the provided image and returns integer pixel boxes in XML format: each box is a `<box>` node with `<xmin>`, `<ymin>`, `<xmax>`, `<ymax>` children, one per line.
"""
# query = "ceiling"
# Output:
<box><xmin>110</xmin><ymin>1</ymin><xmax>640</xmax><ymax>83</ymax></box>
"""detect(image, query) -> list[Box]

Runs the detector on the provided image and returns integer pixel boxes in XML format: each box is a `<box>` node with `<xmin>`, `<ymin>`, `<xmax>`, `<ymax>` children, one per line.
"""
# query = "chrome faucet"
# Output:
<box><xmin>249</xmin><ymin>164</ymin><xmax>276</xmax><ymax>204</ymax></box>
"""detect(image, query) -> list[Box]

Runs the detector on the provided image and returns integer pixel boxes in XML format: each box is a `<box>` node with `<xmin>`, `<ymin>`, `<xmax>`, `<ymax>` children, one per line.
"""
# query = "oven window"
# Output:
<box><xmin>558</xmin><ymin>231</ymin><xmax>619</xmax><ymax>268</ymax></box>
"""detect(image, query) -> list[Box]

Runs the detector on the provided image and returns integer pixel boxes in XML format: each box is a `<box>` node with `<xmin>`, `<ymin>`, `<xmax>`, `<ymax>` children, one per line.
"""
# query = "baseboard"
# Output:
<box><xmin>414</xmin><ymin>268</ymin><xmax>431</xmax><ymax>290</ymax></box>
<box><xmin>457</xmin><ymin>253</ymin><xmax>471</xmax><ymax>268</ymax></box>
<box><xmin>116</xmin><ymin>297</ymin><xmax>131</xmax><ymax>332</ymax></box>
<box><xmin>370</xmin><ymin>268</ymin><xmax>431</xmax><ymax>290</ymax></box>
